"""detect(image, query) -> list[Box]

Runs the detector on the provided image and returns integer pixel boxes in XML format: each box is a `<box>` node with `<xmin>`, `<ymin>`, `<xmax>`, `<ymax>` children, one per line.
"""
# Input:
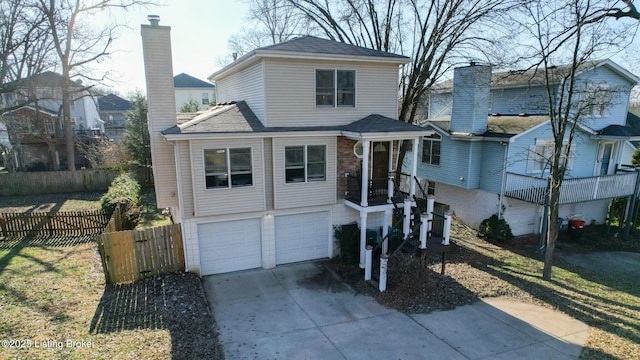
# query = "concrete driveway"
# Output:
<box><xmin>202</xmin><ymin>261</ymin><xmax>589</xmax><ymax>360</ymax></box>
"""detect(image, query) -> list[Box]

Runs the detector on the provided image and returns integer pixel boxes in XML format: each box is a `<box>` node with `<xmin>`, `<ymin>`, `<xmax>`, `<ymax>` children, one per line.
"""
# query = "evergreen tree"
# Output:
<box><xmin>122</xmin><ymin>91</ymin><xmax>151</xmax><ymax>168</ymax></box>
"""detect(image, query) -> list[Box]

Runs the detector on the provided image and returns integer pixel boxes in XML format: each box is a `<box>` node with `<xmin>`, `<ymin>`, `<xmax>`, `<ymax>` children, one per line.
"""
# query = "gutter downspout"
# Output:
<box><xmin>499</xmin><ymin>141</ymin><xmax>509</xmax><ymax>219</ymax></box>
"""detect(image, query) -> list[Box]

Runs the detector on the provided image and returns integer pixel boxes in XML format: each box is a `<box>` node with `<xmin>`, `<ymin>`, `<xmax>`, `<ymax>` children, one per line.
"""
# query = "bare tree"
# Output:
<box><xmin>515</xmin><ymin>0</ymin><xmax>639</xmax><ymax>280</ymax></box>
<box><xmin>0</xmin><ymin>0</ymin><xmax>56</xmax><ymax>112</ymax></box>
<box><xmin>36</xmin><ymin>0</ymin><xmax>155</xmax><ymax>171</ymax></box>
<box><xmin>217</xmin><ymin>0</ymin><xmax>311</xmax><ymax>66</ymax></box>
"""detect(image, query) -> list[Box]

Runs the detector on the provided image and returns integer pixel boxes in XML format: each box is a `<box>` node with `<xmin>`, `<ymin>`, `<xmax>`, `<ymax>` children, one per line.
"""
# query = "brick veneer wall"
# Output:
<box><xmin>336</xmin><ymin>137</ymin><xmax>361</xmax><ymax>199</ymax></box>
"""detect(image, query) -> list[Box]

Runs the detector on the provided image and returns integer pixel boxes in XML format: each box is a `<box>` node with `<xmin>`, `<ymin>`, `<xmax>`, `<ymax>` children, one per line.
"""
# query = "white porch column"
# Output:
<box><xmin>361</xmin><ymin>140</ymin><xmax>370</xmax><ymax>207</ymax></box>
<box><xmin>365</xmin><ymin>245</ymin><xmax>373</xmax><ymax>281</ymax></box>
<box><xmin>410</xmin><ymin>137</ymin><xmax>419</xmax><ymax>198</ymax></box>
<box><xmin>382</xmin><ymin>208</ymin><xmax>392</xmax><ymax>254</ymax></box>
<box><xmin>359</xmin><ymin>212</ymin><xmax>368</xmax><ymax>268</ymax></box>
<box><xmin>379</xmin><ymin>254</ymin><xmax>389</xmax><ymax>292</ymax></box>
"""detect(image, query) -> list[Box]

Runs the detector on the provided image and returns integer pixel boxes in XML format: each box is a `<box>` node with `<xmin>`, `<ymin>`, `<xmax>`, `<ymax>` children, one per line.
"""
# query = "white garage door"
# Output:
<box><xmin>198</xmin><ymin>218</ymin><xmax>262</xmax><ymax>275</ymax></box>
<box><xmin>275</xmin><ymin>211</ymin><xmax>330</xmax><ymax>265</ymax></box>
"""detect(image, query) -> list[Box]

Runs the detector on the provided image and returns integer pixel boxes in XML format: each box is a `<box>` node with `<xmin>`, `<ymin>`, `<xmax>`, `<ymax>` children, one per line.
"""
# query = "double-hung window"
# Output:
<box><xmin>421</xmin><ymin>133</ymin><xmax>441</xmax><ymax>165</ymax></box>
<box><xmin>526</xmin><ymin>139</ymin><xmax>574</xmax><ymax>173</ymax></box>
<box><xmin>316</xmin><ymin>69</ymin><xmax>355</xmax><ymax>107</ymax></box>
<box><xmin>204</xmin><ymin>148</ymin><xmax>253</xmax><ymax>189</ymax></box>
<box><xmin>285</xmin><ymin>145</ymin><xmax>326</xmax><ymax>183</ymax></box>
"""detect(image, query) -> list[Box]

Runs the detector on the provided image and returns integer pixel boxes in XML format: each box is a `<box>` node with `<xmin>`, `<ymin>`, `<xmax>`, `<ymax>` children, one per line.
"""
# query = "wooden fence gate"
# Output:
<box><xmin>97</xmin><ymin>223</ymin><xmax>184</xmax><ymax>284</ymax></box>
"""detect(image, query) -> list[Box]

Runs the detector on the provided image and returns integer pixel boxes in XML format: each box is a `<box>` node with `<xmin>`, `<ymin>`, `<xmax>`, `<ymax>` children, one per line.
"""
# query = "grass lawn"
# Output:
<box><xmin>456</xmin><ymin>235</ymin><xmax>640</xmax><ymax>359</ymax></box>
<box><xmin>0</xmin><ymin>189</ymin><xmax>222</xmax><ymax>359</ymax></box>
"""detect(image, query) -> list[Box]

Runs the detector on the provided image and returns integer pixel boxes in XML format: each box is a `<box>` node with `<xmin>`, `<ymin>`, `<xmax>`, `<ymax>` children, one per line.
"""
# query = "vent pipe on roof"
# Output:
<box><xmin>148</xmin><ymin>15</ymin><xmax>160</xmax><ymax>26</ymax></box>
<box><xmin>232</xmin><ymin>52</ymin><xmax>238</xmax><ymax>61</ymax></box>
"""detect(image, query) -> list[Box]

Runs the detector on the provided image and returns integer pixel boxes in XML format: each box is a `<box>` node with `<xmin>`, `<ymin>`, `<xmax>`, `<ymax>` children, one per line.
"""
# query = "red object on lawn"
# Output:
<box><xmin>569</xmin><ymin>219</ymin><xmax>586</xmax><ymax>229</ymax></box>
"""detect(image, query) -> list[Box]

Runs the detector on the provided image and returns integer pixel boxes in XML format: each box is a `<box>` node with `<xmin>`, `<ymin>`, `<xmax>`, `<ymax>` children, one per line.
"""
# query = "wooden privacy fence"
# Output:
<box><xmin>0</xmin><ymin>210</ymin><xmax>109</xmax><ymax>237</ymax></box>
<box><xmin>0</xmin><ymin>169</ymin><xmax>117</xmax><ymax>196</ymax></box>
<box><xmin>97</xmin><ymin>223</ymin><xmax>184</xmax><ymax>284</ymax></box>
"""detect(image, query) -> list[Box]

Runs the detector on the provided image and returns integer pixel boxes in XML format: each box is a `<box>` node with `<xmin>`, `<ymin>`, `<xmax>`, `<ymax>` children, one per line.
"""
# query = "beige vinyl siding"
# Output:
<box><xmin>190</xmin><ymin>138</ymin><xmax>266</xmax><ymax>216</ymax></box>
<box><xmin>273</xmin><ymin>136</ymin><xmax>337</xmax><ymax>209</ymax></box>
<box><xmin>263</xmin><ymin>138</ymin><xmax>275</xmax><ymax>210</ymax></box>
<box><xmin>264</xmin><ymin>58</ymin><xmax>399</xmax><ymax>127</ymax></box>
<box><xmin>215</xmin><ymin>61</ymin><xmax>266</xmax><ymax>123</ymax></box>
<box><xmin>141</xmin><ymin>25</ymin><xmax>179</xmax><ymax>208</ymax></box>
<box><xmin>176</xmin><ymin>141</ymin><xmax>194</xmax><ymax>219</ymax></box>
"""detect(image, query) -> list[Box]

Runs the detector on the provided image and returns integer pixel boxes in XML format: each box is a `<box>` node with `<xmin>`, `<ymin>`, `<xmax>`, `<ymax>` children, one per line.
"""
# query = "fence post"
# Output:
<box><xmin>419</xmin><ymin>214</ymin><xmax>429</xmax><ymax>249</ymax></box>
<box><xmin>379</xmin><ymin>254</ymin><xmax>389</xmax><ymax>292</ymax></box>
<box><xmin>426</xmin><ymin>195</ymin><xmax>435</xmax><ymax>233</ymax></box>
<box><xmin>442</xmin><ymin>210</ymin><xmax>452</xmax><ymax>245</ymax></box>
<box><xmin>403</xmin><ymin>198</ymin><xmax>412</xmax><ymax>239</ymax></box>
<box><xmin>365</xmin><ymin>245</ymin><xmax>372</xmax><ymax>281</ymax></box>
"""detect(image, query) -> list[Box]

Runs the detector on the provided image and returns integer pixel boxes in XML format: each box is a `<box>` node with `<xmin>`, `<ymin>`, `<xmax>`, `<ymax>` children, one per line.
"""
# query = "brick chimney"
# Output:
<box><xmin>449</xmin><ymin>64</ymin><xmax>491</xmax><ymax>135</ymax></box>
<box><xmin>141</xmin><ymin>15</ymin><xmax>178</xmax><ymax>208</ymax></box>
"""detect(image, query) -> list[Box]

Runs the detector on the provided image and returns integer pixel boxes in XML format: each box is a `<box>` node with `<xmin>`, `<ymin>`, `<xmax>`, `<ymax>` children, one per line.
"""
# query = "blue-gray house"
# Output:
<box><xmin>406</xmin><ymin>60</ymin><xmax>640</xmax><ymax>235</ymax></box>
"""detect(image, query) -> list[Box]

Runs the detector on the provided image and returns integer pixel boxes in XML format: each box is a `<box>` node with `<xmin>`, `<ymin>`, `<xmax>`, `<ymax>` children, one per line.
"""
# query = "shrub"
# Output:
<box><xmin>478</xmin><ymin>214</ymin><xmax>514</xmax><ymax>243</ymax></box>
<box><xmin>100</xmin><ymin>173</ymin><xmax>142</xmax><ymax>230</ymax></box>
<box><xmin>334</xmin><ymin>223</ymin><xmax>360</xmax><ymax>265</ymax></box>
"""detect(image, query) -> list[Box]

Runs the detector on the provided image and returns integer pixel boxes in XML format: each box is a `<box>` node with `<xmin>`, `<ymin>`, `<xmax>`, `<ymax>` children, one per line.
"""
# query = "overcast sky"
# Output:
<box><xmin>98</xmin><ymin>0</ymin><xmax>248</xmax><ymax>96</ymax></box>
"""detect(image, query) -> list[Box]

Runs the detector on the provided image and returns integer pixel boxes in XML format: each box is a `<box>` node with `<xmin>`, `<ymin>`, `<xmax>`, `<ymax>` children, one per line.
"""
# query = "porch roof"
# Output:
<box><xmin>162</xmin><ymin>101</ymin><xmax>432</xmax><ymax>140</ymax></box>
<box><xmin>597</xmin><ymin>124</ymin><xmax>640</xmax><ymax>140</ymax></box>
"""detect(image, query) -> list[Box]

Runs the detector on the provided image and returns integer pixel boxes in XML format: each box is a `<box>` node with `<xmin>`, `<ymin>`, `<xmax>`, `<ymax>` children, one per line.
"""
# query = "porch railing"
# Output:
<box><xmin>345</xmin><ymin>174</ymin><xmax>391</xmax><ymax>205</ymax></box>
<box><xmin>504</xmin><ymin>172</ymin><xmax>639</xmax><ymax>205</ymax></box>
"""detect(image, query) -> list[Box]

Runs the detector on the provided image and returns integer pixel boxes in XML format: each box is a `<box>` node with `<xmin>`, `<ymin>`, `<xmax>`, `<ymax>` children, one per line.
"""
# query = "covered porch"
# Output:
<box><xmin>339</xmin><ymin>115</ymin><xmax>436</xmax><ymax>275</ymax></box>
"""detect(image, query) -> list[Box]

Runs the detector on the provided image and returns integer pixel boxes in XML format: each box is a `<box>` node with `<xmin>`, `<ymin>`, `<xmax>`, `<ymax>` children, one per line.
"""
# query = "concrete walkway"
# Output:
<box><xmin>202</xmin><ymin>262</ymin><xmax>589</xmax><ymax>360</ymax></box>
<box><xmin>560</xmin><ymin>251</ymin><xmax>640</xmax><ymax>284</ymax></box>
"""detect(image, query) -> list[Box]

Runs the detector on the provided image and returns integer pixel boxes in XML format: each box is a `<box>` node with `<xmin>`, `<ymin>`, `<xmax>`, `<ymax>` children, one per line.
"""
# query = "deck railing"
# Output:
<box><xmin>504</xmin><ymin>171</ymin><xmax>639</xmax><ymax>205</ymax></box>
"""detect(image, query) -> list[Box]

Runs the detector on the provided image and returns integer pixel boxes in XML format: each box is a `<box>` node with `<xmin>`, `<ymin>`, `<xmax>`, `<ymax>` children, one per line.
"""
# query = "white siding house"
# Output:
<box><xmin>141</xmin><ymin>16</ymin><xmax>431</xmax><ymax>276</ymax></box>
<box><xmin>174</xmin><ymin>73</ymin><xmax>215</xmax><ymax>112</ymax></box>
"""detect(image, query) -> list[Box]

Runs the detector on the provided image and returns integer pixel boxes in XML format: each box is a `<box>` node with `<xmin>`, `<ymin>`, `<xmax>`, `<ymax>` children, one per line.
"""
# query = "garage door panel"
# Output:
<box><xmin>275</xmin><ymin>212</ymin><xmax>329</xmax><ymax>265</ymax></box>
<box><xmin>198</xmin><ymin>218</ymin><xmax>262</xmax><ymax>275</ymax></box>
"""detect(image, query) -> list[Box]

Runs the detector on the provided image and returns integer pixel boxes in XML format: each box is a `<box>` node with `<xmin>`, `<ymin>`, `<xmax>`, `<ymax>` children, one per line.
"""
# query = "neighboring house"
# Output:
<box><xmin>98</xmin><ymin>93</ymin><xmax>131</xmax><ymax>142</ymax></box>
<box><xmin>407</xmin><ymin>61</ymin><xmax>640</xmax><ymax>236</ymax></box>
<box><xmin>141</xmin><ymin>16</ymin><xmax>430</xmax><ymax>275</ymax></box>
<box><xmin>174</xmin><ymin>73</ymin><xmax>215</xmax><ymax>112</ymax></box>
<box><xmin>0</xmin><ymin>71</ymin><xmax>104</xmax><ymax>170</ymax></box>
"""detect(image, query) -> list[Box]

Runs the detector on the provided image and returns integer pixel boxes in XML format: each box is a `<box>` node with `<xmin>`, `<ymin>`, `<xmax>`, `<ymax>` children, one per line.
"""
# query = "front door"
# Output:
<box><xmin>371</xmin><ymin>141</ymin><xmax>390</xmax><ymax>179</ymax></box>
<box><xmin>595</xmin><ymin>142</ymin><xmax>617</xmax><ymax>176</ymax></box>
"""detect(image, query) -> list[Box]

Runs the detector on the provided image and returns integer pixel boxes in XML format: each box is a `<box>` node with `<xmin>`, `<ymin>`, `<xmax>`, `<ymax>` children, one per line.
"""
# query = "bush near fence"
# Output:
<box><xmin>97</xmin><ymin>208</ymin><xmax>184</xmax><ymax>284</ymax></box>
<box><xmin>0</xmin><ymin>167</ymin><xmax>154</xmax><ymax>196</ymax></box>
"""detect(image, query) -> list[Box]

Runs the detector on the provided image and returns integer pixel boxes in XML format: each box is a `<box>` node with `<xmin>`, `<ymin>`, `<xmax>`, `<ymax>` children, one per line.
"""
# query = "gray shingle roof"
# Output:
<box><xmin>162</xmin><ymin>103</ymin><xmax>429</xmax><ymax>137</ymax></box>
<box><xmin>598</xmin><ymin>124</ymin><xmax>640</xmax><ymax>138</ymax></box>
<box><xmin>342</xmin><ymin>114</ymin><xmax>429</xmax><ymax>133</ymax></box>
<box><xmin>432</xmin><ymin>60</ymin><xmax>626</xmax><ymax>91</ymax></box>
<box><xmin>173</xmin><ymin>73</ymin><xmax>214</xmax><ymax>88</ymax></box>
<box><xmin>257</xmin><ymin>36</ymin><xmax>409</xmax><ymax>60</ymax></box>
<box><xmin>98</xmin><ymin>94</ymin><xmax>131</xmax><ymax>111</ymax></box>
<box><xmin>429</xmin><ymin>115</ymin><xmax>549</xmax><ymax>137</ymax></box>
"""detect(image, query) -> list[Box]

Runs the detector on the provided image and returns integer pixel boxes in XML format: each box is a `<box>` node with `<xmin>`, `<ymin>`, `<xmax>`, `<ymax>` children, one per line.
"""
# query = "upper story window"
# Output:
<box><xmin>204</xmin><ymin>148</ymin><xmax>253</xmax><ymax>189</ymax></box>
<box><xmin>316</xmin><ymin>69</ymin><xmax>355</xmax><ymax>107</ymax></box>
<box><xmin>527</xmin><ymin>139</ymin><xmax>574</xmax><ymax>173</ymax></box>
<box><xmin>285</xmin><ymin>145</ymin><xmax>326</xmax><ymax>183</ymax></box>
<box><xmin>201</xmin><ymin>92</ymin><xmax>210</xmax><ymax>105</ymax></box>
<box><xmin>421</xmin><ymin>133</ymin><xmax>441</xmax><ymax>165</ymax></box>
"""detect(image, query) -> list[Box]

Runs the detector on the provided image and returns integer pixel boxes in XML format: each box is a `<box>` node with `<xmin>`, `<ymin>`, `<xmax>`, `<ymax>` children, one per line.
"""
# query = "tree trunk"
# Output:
<box><xmin>62</xmin><ymin>64</ymin><xmax>75</xmax><ymax>171</ymax></box>
<box><xmin>543</xmin><ymin>177</ymin><xmax>561</xmax><ymax>280</ymax></box>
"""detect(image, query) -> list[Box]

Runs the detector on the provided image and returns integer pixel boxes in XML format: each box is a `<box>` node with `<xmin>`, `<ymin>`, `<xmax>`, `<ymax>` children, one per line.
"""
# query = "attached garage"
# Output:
<box><xmin>198</xmin><ymin>218</ymin><xmax>262</xmax><ymax>275</ymax></box>
<box><xmin>275</xmin><ymin>211</ymin><xmax>330</xmax><ymax>265</ymax></box>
